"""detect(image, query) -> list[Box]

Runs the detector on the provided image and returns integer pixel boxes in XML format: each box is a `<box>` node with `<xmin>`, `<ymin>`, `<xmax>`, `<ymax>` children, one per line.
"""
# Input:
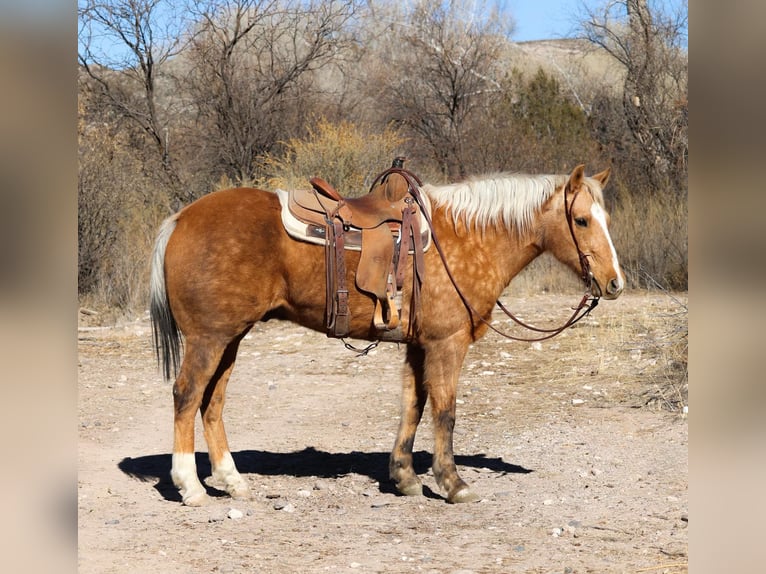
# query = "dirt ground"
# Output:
<box><xmin>78</xmin><ymin>292</ymin><xmax>688</xmax><ymax>574</ymax></box>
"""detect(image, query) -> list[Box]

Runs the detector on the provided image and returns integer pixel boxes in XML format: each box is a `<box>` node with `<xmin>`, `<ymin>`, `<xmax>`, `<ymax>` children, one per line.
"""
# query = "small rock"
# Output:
<box><xmin>227</xmin><ymin>508</ymin><xmax>243</xmax><ymax>520</ymax></box>
<box><xmin>551</xmin><ymin>527</ymin><xmax>563</xmax><ymax>537</ymax></box>
<box><xmin>273</xmin><ymin>501</ymin><xmax>295</xmax><ymax>513</ymax></box>
<box><xmin>571</xmin><ymin>398</ymin><xmax>585</xmax><ymax>406</ymax></box>
<box><xmin>297</xmin><ymin>489</ymin><xmax>312</xmax><ymax>498</ymax></box>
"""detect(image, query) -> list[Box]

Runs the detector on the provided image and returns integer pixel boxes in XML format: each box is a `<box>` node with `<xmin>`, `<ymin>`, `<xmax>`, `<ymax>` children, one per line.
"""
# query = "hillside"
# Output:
<box><xmin>508</xmin><ymin>38</ymin><xmax>625</xmax><ymax>95</ymax></box>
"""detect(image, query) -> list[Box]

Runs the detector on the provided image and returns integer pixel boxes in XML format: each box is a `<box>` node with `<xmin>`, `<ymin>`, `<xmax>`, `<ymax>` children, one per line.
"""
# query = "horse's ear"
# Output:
<box><xmin>591</xmin><ymin>167</ymin><xmax>611</xmax><ymax>188</ymax></box>
<box><xmin>567</xmin><ymin>164</ymin><xmax>586</xmax><ymax>190</ymax></box>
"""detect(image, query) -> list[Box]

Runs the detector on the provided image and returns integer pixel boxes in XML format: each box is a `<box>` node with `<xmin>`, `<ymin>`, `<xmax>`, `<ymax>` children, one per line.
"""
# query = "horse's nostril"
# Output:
<box><xmin>608</xmin><ymin>278</ymin><xmax>622</xmax><ymax>295</ymax></box>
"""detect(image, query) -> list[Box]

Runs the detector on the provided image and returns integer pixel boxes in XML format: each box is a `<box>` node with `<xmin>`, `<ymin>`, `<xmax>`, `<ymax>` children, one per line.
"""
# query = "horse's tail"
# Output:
<box><xmin>150</xmin><ymin>214</ymin><xmax>182</xmax><ymax>381</ymax></box>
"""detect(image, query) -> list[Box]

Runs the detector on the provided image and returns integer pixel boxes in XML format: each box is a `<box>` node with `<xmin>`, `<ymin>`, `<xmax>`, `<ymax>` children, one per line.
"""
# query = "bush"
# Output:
<box><xmin>78</xmin><ymin>107</ymin><xmax>171</xmax><ymax>313</ymax></box>
<box><xmin>255</xmin><ymin>118</ymin><xmax>407</xmax><ymax>197</ymax></box>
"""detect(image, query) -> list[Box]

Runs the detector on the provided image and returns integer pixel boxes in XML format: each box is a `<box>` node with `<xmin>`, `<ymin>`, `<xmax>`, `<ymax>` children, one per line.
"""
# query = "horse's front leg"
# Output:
<box><xmin>390</xmin><ymin>345</ymin><xmax>428</xmax><ymax>496</ymax></box>
<box><xmin>424</xmin><ymin>336</ymin><xmax>480</xmax><ymax>503</ymax></box>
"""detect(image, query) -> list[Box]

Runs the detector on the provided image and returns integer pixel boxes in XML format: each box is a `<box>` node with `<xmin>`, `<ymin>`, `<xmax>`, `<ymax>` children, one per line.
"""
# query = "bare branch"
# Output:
<box><xmin>578</xmin><ymin>0</ymin><xmax>687</xmax><ymax>192</ymax></box>
<box><xmin>78</xmin><ymin>0</ymin><xmax>189</xmax><ymax>197</ymax></box>
<box><xmin>181</xmin><ymin>0</ymin><xmax>361</xmax><ymax>181</ymax></box>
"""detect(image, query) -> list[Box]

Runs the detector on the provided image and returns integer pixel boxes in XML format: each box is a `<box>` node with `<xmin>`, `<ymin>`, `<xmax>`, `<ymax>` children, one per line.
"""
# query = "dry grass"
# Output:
<box><xmin>475</xmin><ymin>290</ymin><xmax>689</xmax><ymax>416</ymax></box>
<box><xmin>630</xmin><ymin>295</ymin><xmax>688</xmax><ymax>412</ymax></box>
<box><xmin>610</xmin><ymin>185</ymin><xmax>688</xmax><ymax>291</ymax></box>
<box><xmin>589</xmin><ymin>290</ymin><xmax>688</xmax><ymax>413</ymax></box>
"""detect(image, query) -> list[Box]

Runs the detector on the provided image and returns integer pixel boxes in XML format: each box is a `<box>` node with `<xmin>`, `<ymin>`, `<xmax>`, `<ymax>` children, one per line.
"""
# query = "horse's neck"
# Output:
<box><xmin>429</xmin><ymin>208</ymin><xmax>542</xmax><ymax>301</ymax></box>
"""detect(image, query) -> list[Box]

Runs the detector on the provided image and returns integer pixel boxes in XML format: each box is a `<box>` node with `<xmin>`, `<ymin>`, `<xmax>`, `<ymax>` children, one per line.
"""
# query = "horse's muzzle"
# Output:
<box><xmin>603</xmin><ymin>276</ymin><xmax>623</xmax><ymax>300</ymax></box>
<box><xmin>588</xmin><ymin>273</ymin><xmax>623</xmax><ymax>300</ymax></box>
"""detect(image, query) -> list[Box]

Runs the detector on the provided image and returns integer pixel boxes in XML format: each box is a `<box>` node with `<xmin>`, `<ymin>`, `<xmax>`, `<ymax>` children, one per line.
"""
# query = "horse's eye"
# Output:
<box><xmin>574</xmin><ymin>217</ymin><xmax>588</xmax><ymax>228</ymax></box>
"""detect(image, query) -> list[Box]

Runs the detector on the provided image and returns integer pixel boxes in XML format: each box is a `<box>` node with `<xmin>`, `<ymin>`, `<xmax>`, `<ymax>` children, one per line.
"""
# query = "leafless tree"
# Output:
<box><xmin>367</xmin><ymin>0</ymin><xmax>514</xmax><ymax>179</ymax></box>
<box><xmin>580</xmin><ymin>0</ymin><xmax>687</xmax><ymax>192</ymax></box>
<box><xmin>78</xmin><ymin>0</ymin><xmax>188</xmax><ymax>198</ymax></box>
<box><xmin>181</xmin><ymin>0</ymin><xmax>360</xmax><ymax>183</ymax></box>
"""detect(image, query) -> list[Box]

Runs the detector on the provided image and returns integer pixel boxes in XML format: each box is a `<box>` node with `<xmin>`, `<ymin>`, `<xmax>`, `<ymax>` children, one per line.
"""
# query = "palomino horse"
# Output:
<box><xmin>150</xmin><ymin>164</ymin><xmax>624</xmax><ymax>505</ymax></box>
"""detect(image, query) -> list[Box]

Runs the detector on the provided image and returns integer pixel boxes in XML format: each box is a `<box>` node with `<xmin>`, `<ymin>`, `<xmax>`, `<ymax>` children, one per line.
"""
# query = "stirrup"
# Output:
<box><xmin>373</xmin><ymin>295</ymin><xmax>400</xmax><ymax>331</ymax></box>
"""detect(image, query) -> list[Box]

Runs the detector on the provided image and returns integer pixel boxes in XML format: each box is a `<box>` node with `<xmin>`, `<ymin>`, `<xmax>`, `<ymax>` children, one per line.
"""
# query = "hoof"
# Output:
<box><xmin>396</xmin><ymin>480</ymin><xmax>424</xmax><ymax>497</ymax></box>
<box><xmin>448</xmin><ymin>487</ymin><xmax>481</xmax><ymax>504</ymax></box>
<box><xmin>182</xmin><ymin>490</ymin><xmax>210</xmax><ymax>507</ymax></box>
<box><xmin>218</xmin><ymin>475</ymin><xmax>249</xmax><ymax>500</ymax></box>
<box><xmin>210</xmin><ymin>468</ymin><xmax>249</xmax><ymax>500</ymax></box>
<box><xmin>228</xmin><ymin>484</ymin><xmax>250</xmax><ymax>500</ymax></box>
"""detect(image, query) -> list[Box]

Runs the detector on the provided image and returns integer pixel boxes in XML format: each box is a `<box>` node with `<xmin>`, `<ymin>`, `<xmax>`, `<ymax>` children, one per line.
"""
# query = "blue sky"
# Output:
<box><xmin>78</xmin><ymin>0</ymin><xmax>688</xmax><ymax>63</ymax></box>
<box><xmin>509</xmin><ymin>0</ymin><xmax>688</xmax><ymax>44</ymax></box>
<box><xmin>509</xmin><ymin>0</ymin><xmax>585</xmax><ymax>42</ymax></box>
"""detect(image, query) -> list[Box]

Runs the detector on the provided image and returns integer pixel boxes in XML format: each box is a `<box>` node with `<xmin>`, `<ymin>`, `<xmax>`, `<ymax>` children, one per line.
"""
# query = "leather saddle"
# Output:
<box><xmin>277</xmin><ymin>159</ymin><xmax>431</xmax><ymax>340</ymax></box>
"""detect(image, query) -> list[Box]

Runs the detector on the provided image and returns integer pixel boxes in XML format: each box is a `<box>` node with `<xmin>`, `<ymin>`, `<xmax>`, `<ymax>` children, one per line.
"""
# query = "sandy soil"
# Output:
<box><xmin>78</xmin><ymin>292</ymin><xmax>687</xmax><ymax>574</ymax></box>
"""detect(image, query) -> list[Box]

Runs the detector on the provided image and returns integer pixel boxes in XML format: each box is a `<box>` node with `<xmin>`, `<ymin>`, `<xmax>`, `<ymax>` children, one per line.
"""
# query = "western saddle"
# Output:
<box><xmin>278</xmin><ymin>158</ymin><xmax>431</xmax><ymax>341</ymax></box>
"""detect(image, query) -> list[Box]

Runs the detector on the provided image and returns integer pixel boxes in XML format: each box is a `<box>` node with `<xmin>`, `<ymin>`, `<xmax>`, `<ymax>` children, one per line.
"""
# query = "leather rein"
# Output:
<box><xmin>399</xmin><ymin>172</ymin><xmax>600</xmax><ymax>343</ymax></box>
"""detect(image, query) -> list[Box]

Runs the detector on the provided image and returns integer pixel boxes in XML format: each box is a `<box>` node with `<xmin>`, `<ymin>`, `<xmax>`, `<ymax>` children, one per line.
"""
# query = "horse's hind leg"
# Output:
<box><xmin>201</xmin><ymin>335</ymin><xmax>248</xmax><ymax>499</ymax></box>
<box><xmin>390</xmin><ymin>345</ymin><xmax>429</xmax><ymax>496</ymax></box>
<box><xmin>171</xmin><ymin>336</ymin><xmax>227</xmax><ymax>506</ymax></box>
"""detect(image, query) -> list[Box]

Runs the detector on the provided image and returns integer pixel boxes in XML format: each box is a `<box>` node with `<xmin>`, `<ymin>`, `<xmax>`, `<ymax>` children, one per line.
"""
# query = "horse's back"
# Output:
<box><xmin>172</xmin><ymin>187</ymin><xmax>278</xmax><ymax>237</ymax></box>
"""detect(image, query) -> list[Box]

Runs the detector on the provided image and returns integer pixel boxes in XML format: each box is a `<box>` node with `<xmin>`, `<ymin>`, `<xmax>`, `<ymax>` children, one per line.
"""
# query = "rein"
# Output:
<box><xmin>338</xmin><ymin>165</ymin><xmax>600</xmax><ymax>350</ymax></box>
<box><xmin>418</xmin><ymin>177</ymin><xmax>600</xmax><ymax>343</ymax></box>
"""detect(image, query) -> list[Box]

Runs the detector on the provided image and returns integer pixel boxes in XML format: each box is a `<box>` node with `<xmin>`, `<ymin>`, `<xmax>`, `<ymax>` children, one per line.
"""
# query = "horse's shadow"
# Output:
<box><xmin>118</xmin><ymin>448</ymin><xmax>532</xmax><ymax>503</ymax></box>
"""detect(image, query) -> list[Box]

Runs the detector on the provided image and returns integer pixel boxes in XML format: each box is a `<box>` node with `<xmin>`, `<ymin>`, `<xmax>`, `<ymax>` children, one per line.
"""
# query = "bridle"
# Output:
<box><xmin>564</xmin><ymin>179</ymin><xmax>597</xmax><ymax>292</ymax></box>
<box><xmin>413</xmin><ymin>176</ymin><xmax>601</xmax><ymax>343</ymax></box>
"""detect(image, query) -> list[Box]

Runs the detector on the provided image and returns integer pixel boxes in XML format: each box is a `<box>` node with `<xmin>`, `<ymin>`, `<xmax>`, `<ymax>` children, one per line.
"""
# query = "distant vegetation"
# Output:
<box><xmin>78</xmin><ymin>0</ymin><xmax>687</xmax><ymax>317</ymax></box>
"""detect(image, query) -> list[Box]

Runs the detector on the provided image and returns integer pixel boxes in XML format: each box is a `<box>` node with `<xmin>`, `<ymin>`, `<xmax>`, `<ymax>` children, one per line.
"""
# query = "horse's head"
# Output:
<box><xmin>543</xmin><ymin>165</ymin><xmax>625</xmax><ymax>300</ymax></box>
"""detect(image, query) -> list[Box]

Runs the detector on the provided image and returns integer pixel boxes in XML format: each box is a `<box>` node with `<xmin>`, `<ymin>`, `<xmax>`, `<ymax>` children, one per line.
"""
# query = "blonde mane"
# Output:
<box><xmin>423</xmin><ymin>173</ymin><xmax>569</xmax><ymax>234</ymax></box>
